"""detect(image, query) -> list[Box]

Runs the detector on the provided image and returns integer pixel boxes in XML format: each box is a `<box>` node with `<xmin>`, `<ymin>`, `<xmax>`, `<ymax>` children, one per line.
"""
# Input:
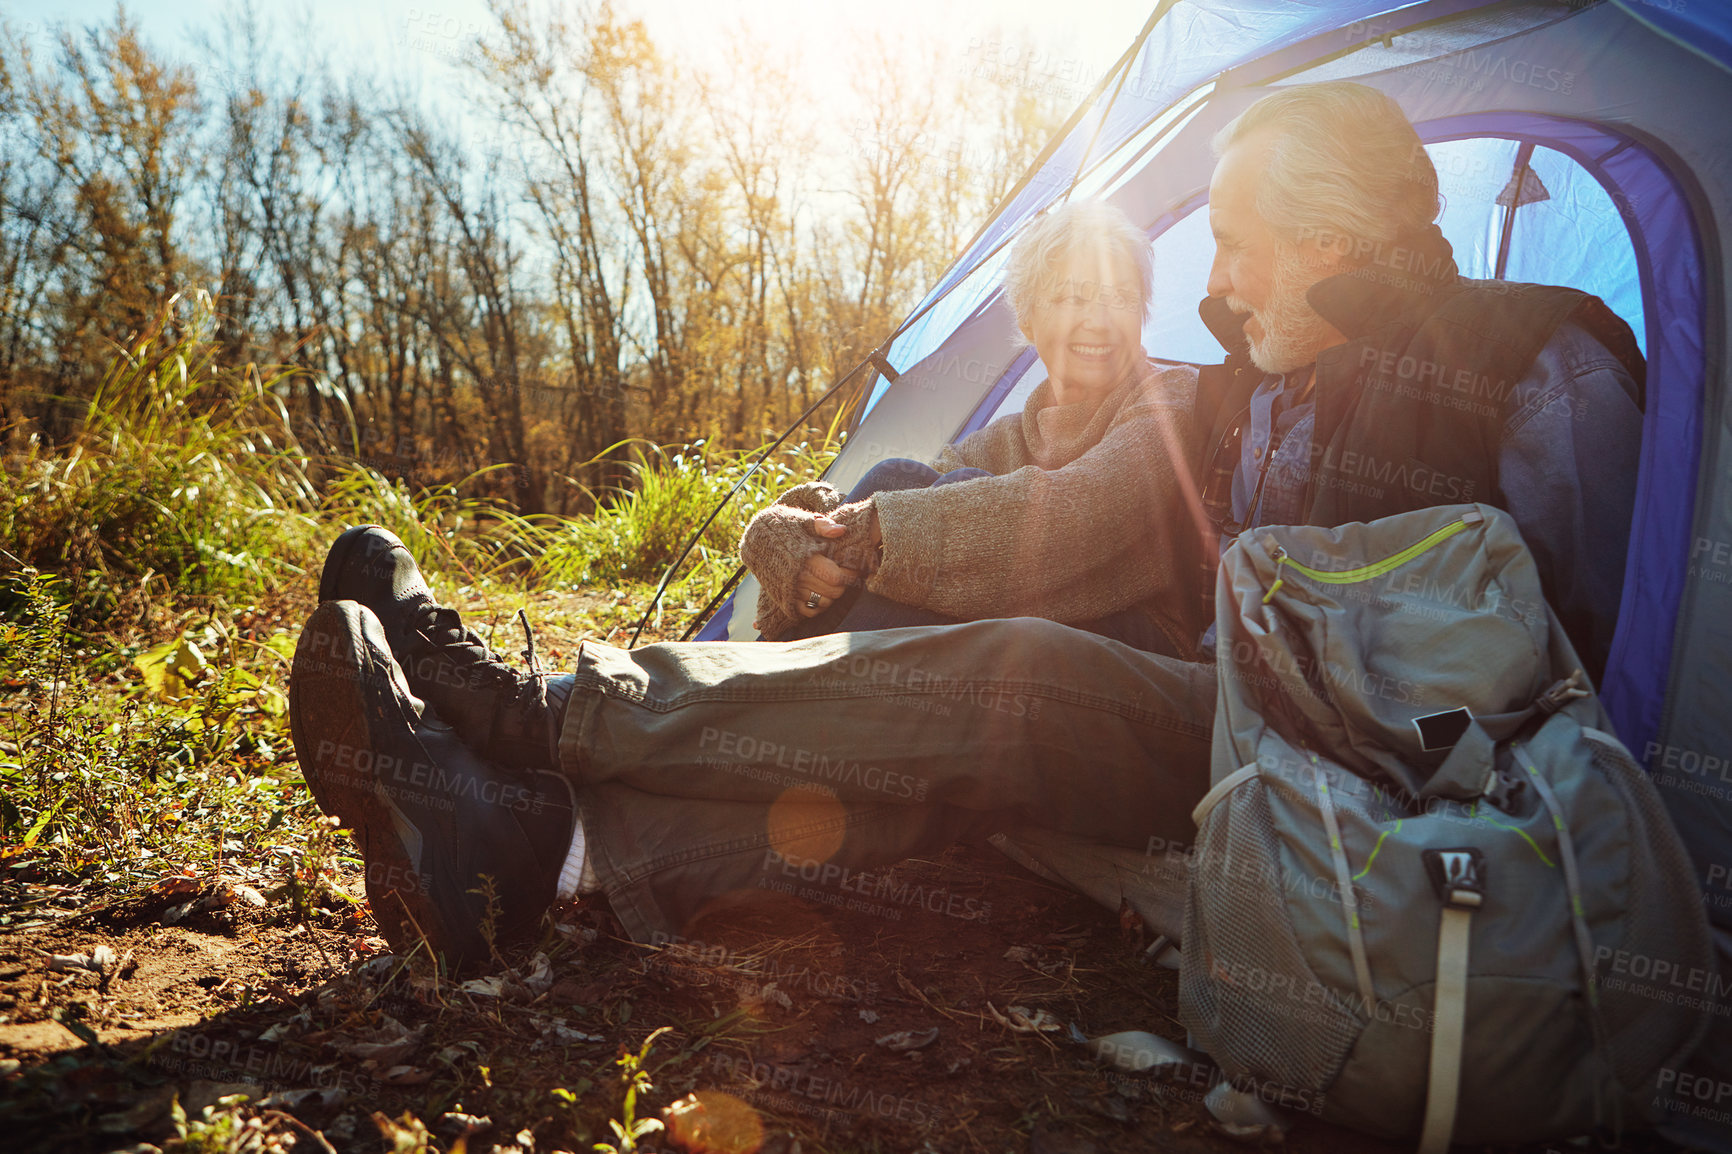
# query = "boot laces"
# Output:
<box><xmin>410</xmin><ymin>603</ymin><xmax>553</xmax><ymax>712</ymax></box>
<box><xmin>514</xmin><ymin>608</ymin><xmax>549</xmax><ymax>713</ymax></box>
<box><xmin>411</xmin><ymin>604</ymin><xmax>535</xmax><ymax>697</ymax></box>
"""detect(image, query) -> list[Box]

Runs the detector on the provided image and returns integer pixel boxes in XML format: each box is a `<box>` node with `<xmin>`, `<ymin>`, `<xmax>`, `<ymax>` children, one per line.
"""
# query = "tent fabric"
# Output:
<box><xmin>905</xmin><ymin>1</ymin><xmax>1480</xmax><ymax>324</ymax></box>
<box><xmin>1612</xmin><ymin>0</ymin><xmax>1732</xmax><ymax>77</ymax></box>
<box><xmin>1505</xmin><ymin>144</ymin><xmax>1645</xmax><ymax>342</ymax></box>
<box><xmin>887</xmin><ymin>0</ymin><xmax>1549</xmax><ymax>385</ymax></box>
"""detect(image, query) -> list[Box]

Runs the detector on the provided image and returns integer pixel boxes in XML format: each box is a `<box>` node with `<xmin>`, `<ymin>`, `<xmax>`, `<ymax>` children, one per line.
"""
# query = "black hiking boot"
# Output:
<box><xmin>289</xmin><ymin>600</ymin><xmax>575</xmax><ymax>970</ymax></box>
<box><xmin>319</xmin><ymin>524</ymin><xmax>562</xmax><ymax>771</ymax></box>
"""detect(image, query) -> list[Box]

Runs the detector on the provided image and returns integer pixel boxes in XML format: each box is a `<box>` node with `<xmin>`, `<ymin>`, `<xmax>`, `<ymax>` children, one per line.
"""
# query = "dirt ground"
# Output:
<box><xmin>0</xmin><ymin>587</ymin><xmax>1689</xmax><ymax>1152</ymax></box>
<box><xmin>0</xmin><ymin>838</ymin><xmax>1680</xmax><ymax>1154</ymax></box>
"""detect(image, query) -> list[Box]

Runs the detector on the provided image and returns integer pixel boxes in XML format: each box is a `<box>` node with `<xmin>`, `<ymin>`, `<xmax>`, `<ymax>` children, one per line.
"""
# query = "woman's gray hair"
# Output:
<box><xmin>1212</xmin><ymin>81</ymin><xmax>1439</xmax><ymax>257</ymax></box>
<box><xmin>1004</xmin><ymin>199</ymin><xmax>1153</xmax><ymax>335</ymax></box>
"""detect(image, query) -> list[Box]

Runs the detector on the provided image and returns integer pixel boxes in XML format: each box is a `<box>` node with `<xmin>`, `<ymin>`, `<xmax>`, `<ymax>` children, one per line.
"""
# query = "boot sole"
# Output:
<box><xmin>289</xmin><ymin>601</ymin><xmax>482</xmax><ymax>964</ymax></box>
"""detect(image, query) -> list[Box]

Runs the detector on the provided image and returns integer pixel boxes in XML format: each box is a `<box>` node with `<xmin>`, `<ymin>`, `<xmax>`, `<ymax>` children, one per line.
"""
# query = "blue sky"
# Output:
<box><xmin>5</xmin><ymin>0</ymin><xmax>1156</xmax><ymax>117</ymax></box>
<box><xmin>5</xmin><ymin>0</ymin><xmax>1158</xmax><ymax>239</ymax></box>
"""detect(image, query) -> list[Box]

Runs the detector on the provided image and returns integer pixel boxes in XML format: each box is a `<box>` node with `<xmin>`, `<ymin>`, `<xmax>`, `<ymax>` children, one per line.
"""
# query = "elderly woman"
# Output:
<box><xmin>741</xmin><ymin>199</ymin><xmax>1204</xmax><ymax>655</ymax></box>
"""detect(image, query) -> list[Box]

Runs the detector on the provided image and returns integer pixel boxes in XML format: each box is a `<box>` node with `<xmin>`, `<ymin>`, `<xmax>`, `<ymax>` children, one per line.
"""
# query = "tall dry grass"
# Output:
<box><xmin>0</xmin><ymin>289</ymin><xmax>839</xmax><ymax>893</ymax></box>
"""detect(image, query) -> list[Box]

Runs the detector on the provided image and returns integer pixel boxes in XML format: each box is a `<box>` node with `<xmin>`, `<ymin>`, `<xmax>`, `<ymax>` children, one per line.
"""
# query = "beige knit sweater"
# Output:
<box><xmin>868</xmin><ymin>360</ymin><xmax>1203</xmax><ymax>639</ymax></box>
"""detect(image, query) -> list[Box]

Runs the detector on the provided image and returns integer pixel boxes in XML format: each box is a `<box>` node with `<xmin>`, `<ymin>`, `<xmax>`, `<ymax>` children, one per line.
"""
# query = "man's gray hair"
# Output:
<box><xmin>1212</xmin><ymin>81</ymin><xmax>1440</xmax><ymax>256</ymax></box>
<box><xmin>1004</xmin><ymin>199</ymin><xmax>1153</xmax><ymax>334</ymax></box>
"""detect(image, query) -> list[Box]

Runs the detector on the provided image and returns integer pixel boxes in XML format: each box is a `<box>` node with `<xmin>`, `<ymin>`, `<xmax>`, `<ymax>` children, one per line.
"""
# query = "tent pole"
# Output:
<box><xmin>1062</xmin><ymin>0</ymin><xmax>1179</xmax><ymax>203</ymax></box>
<box><xmin>895</xmin><ymin>1</ymin><xmax>1171</xmax><ymax>324</ymax></box>
<box><xmin>1495</xmin><ymin>142</ymin><xmax>1537</xmax><ymax>281</ymax></box>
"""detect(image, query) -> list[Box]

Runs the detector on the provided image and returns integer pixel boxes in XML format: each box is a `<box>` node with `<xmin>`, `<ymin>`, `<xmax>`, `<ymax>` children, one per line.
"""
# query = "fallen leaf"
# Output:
<box><xmin>160</xmin><ymin>901</ymin><xmax>197</xmax><ymax>926</ymax></box>
<box><xmin>547</xmin><ymin>978</ymin><xmax>587</xmax><ymax>1006</ymax></box>
<box><xmin>182</xmin><ymin>1080</ymin><xmax>260</xmax><ymax>1115</ymax></box>
<box><xmin>1084</xmin><ymin>1030</ymin><xmax>1209</xmax><ymax>1078</ymax></box>
<box><xmin>663</xmin><ymin>1091</ymin><xmax>764</xmax><ymax>1154</ymax></box>
<box><xmin>348</xmin><ymin>1036</ymin><xmax>422</xmax><ymax>1065</ymax></box>
<box><xmin>520</xmin><ymin>952</ymin><xmax>554</xmax><ymax>996</ymax></box>
<box><xmin>1205</xmin><ymin>1081</ymin><xmax>1294</xmax><ymax>1143</ymax></box>
<box><xmin>753</xmin><ymin>982</ymin><xmax>793</xmax><ymax>1010</ymax></box>
<box><xmin>874</xmin><ymin>1027</ymin><xmax>940</xmax><ymax>1052</ymax></box>
<box><xmin>439</xmin><ymin>1110</ymin><xmax>492</xmax><ymax>1137</ymax></box>
<box><xmin>987</xmin><ymin>1003</ymin><xmax>1063</xmax><ymax>1033</ymax></box>
<box><xmin>542</xmin><ymin>1022</ymin><xmax>604</xmax><ymax>1045</ymax></box>
<box><xmin>134</xmin><ymin>637</ymin><xmax>208</xmax><ymax>701</ymax></box>
<box><xmin>357</xmin><ymin>955</ymin><xmax>401</xmax><ymax>982</ymax></box>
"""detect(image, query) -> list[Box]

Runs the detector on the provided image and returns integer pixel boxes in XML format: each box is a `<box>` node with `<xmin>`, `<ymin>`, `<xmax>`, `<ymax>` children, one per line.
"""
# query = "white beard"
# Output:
<box><xmin>1228</xmin><ymin>246</ymin><xmax>1335</xmax><ymax>374</ymax></box>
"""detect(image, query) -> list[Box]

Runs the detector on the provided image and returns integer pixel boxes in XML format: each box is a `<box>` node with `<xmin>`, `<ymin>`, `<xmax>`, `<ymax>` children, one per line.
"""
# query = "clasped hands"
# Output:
<box><xmin>792</xmin><ymin>512</ymin><xmax>883</xmax><ymax>617</ymax></box>
<box><xmin>738</xmin><ymin>482</ymin><xmax>883</xmax><ymax>639</ymax></box>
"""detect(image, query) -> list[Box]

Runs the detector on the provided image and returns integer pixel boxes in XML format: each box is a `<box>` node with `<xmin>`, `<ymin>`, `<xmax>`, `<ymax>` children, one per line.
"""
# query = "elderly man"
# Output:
<box><xmin>290</xmin><ymin>81</ymin><xmax>1642</xmax><ymax>967</ymax></box>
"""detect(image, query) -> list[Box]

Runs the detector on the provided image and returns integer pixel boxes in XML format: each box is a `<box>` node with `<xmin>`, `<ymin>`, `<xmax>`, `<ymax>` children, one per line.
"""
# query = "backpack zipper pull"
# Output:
<box><xmin>1263</xmin><ymin>546</ymin><xmax>1289</xmax><ymax>605</ymax></box>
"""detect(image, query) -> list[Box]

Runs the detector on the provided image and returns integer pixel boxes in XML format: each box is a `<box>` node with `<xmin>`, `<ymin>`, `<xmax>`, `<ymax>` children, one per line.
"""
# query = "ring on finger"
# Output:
<box><xmin>806</xmin><ymin>591</ymin><xmax>823</xmax><ymax>610</ymax></box>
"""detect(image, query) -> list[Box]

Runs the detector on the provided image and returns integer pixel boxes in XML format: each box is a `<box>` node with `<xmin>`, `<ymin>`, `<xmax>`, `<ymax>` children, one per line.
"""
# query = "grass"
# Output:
<box><xmin>0</xmin><ymin>564</ymin><xmax>308</xmax><ymax>899</ymax></box>
<box><xmin>522</xmin><ymin>437</ymin><xmax>837</xmax><ymax>640</ymax></box>
<box><xmin>1</xmin><ymin>291</ymin><xmax>322</xmax><ymax>625</ymax></box>
<box><xmin>0</xmin><ymin>287</ymin><xmax>839</xmax><ymax>908</ymax></box>
<box><xmin>531</xmin><ymin>440</ymin><xmax>801</xmax><ymax>586</ymax></box>
<box><xmin>0</xmin><ymin>290</ymin><xmax>845</xmax><ymax>1154</ymax></box>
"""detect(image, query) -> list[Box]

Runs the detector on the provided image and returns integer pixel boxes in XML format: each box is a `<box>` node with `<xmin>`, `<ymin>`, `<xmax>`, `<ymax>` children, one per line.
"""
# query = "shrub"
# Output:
<box><xmin>1</xmin><ymin>291</ymin><xmax>320</xmax><ymax>621</ymax></box>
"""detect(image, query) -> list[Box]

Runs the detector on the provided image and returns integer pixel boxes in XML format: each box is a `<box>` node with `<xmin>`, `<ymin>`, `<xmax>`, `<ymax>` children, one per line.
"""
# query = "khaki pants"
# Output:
<box><xmin>556</xmin><ymin>617</ymin><xmax>1216</xmax><ymax>942</ymax></box>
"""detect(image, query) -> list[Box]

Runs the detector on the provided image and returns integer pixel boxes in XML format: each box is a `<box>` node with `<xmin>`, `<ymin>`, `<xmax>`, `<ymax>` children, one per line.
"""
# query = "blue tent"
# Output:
<box><xmin>699</xmin><ymin>2</ymin><xmax>1732</xmax><ymax>1143</ymax></box>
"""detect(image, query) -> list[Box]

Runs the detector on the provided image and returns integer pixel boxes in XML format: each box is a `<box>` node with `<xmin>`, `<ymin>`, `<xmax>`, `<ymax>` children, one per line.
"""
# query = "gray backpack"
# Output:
<box><xmin>1179</xmin><ymin>503</ymin><xmax>1712</xmax><ymax>1149</ymax></box>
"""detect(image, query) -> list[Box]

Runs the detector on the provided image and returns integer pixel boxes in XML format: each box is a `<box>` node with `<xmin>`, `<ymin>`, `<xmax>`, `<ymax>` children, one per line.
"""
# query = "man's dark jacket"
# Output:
<box><xmin>1183</xmin><ymin>228</ymin><xmax>1645</xmax><ymax>649</ymax></box>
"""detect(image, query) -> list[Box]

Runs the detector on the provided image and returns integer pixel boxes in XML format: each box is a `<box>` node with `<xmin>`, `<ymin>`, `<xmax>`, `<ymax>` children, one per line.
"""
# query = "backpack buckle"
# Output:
<box><xmin>1423</xmin><ymin>848</ymin><xmax>1486</xmax><ymax>909</ymax></box>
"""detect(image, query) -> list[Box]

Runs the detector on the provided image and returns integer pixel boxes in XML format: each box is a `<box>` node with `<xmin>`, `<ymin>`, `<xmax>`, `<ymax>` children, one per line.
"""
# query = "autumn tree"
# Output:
<box><xmin>4</xmin><ymin>11</ymin><xmax>202</xmax><ymax>438</ymax></box>
<box><xmin>0</xmin><ymin>1</ymin><xmax>1070</xmax><ymax>515</ymax></box>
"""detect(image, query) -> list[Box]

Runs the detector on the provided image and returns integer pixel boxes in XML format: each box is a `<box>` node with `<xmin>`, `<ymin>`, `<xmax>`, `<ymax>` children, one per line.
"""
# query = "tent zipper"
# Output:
<box><xmin>1262</xmin><ymin>514</ymin><xmax>1477</xmax><ymax>604</ymax></box>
